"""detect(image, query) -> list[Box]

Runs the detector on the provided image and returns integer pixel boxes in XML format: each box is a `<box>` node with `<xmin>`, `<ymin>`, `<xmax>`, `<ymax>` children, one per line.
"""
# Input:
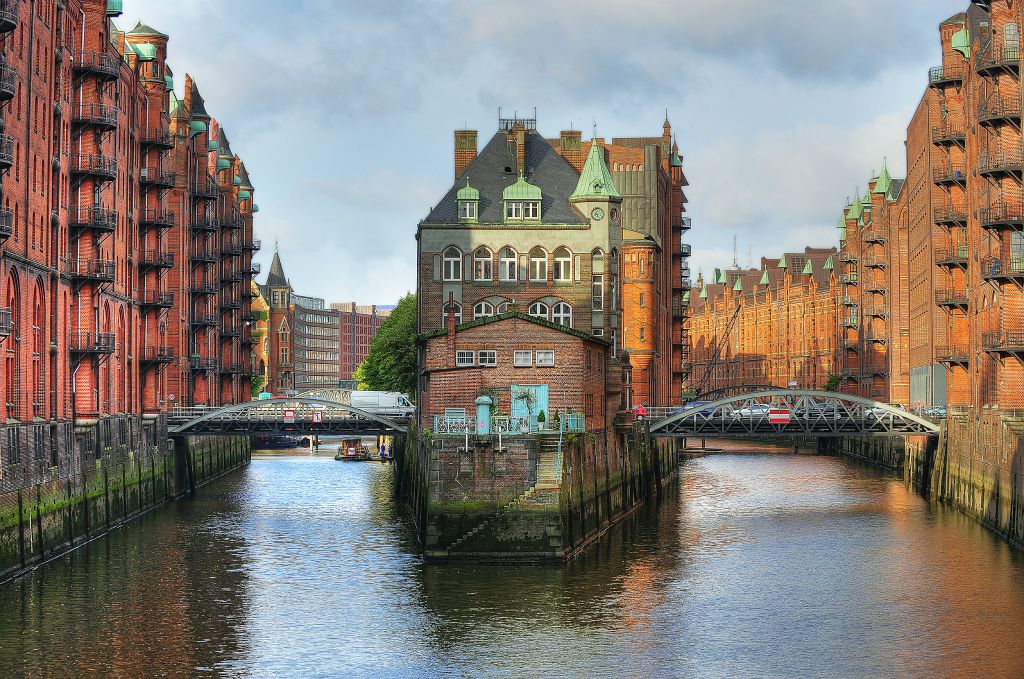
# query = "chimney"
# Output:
<box><xmin>446</xmin><ymin>292</ymin><xmax>458</xmax><ymax>366</ymax></box>
<box><xmin>454</xmin><ymin>130</ymin><xmax>478</xmax><ymax>179</ymax></box>
<box><xmin>560</xmin><ymin>130</ymin><xmax>583</xmax><ymax>172</ymax></box>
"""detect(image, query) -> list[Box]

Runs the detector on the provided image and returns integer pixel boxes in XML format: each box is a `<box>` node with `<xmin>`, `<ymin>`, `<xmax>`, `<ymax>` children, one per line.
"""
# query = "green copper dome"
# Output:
<box><xmin>238</xmin><ymin>190</ymin><xmax>252</xmax><ymax>201</ymax></box>
<box><xmin>208</xmin><ymin>139</ymin><xmax>220</xmax><ymax>151</ymax></box>
<box><xmin>823</xmin><ymin>255</ymin><xmax>835</xmax><ymax>271</ymax></box>
<box><xmin>778</xmin><ymin>255</ymin><xmax>788</xmax><ymax>269</ymax></box>
<box><xmin>699</xmin><ymin>286</ymin><xmax>708</xmax><ymax>299</ymax></box>
<box><xmin>733</xmin><ymin>278</ymin><xmax>743</xmax><ymax>292</ymax></box>
<box><xmin>802</xmin><ymin>260</ymin><xmax>814</xmax><ymax>275</ymax></box>
<box><xmin>457</xmin><ymin>179</ymin><xmax>479</xmax><ymax>201</ymax></box>
<box><xmin>571</xmin><ymin>139</ymin><xmax>621</xmax><ymax>201</ymax></box>
<box><xmin>759</xmin><ymin>270</ymin><xmax>770</xmax><ymax>285</ymax></box>
<box><xmin>106</xmin><ymin>0</ymin><xmax>123</xmax><ymax>17</ymax></box>
<box><xmin>164</xmin><ymin>75</ymin><xmax>174</xmax><ymax>91</ymax></box>
<box><xmin>232</xmin><ymin>175</ymin><xmax>242</xmax><ymax>186</ymax></box>
<box><xmin>189</xmin><ymin>121</ymin><xmax>207</xmax><ymax>137</ymax></box>
<box><xmin>134</xmin><ymin>43</ymin><xmax>157</xmax><ymax>61</ymax></box>
<box><xmin>216</xmin><ymin>158</ymin><xmax>231</xmax><ymax>171</ymax></box>
<box><xmin>503</xmin><ymin>175</ymin><xmax>542</xmax><ymax>201</ymax></box>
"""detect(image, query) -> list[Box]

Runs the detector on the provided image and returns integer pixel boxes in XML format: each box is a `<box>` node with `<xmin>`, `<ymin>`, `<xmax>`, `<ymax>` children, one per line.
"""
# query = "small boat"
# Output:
<box><xmin>334</xmin><ymin>439</ymin><xmax>372</xmax><ymax>461</ymax></box>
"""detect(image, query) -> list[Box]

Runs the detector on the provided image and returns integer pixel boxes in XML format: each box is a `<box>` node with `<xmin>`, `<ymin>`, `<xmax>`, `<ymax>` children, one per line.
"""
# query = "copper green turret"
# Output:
<box><xmin>571</xmin><ymin>138</ymin><xmax>621</xmax><ymax>201</ymax></box>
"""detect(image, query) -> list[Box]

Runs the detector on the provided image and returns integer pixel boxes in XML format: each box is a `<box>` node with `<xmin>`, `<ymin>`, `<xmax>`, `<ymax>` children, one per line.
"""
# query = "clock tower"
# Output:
<box><xmin>569</xmin><ymin>134</ymin><xmax>622</xmax><ymax>234</ymax></box>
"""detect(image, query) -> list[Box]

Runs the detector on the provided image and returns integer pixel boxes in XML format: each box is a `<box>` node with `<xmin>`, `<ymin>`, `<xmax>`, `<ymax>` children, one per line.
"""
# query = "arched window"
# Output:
<box><xmin>552</xmin><ymin>302</ymin><xmax>572</xmax><ymax>327</ymax></box>
<box><xmin>442</xmin><ymin>301</ymin><xmax>462</xmax><ymax>324</ymax></box>
<box><xmin>553</xmin><ymin>247</ymin><xmax>572</xmax><ymax>282</ymax></box>
<box><xmin>529</xmin><ymin>247</ymin><xmax>547</xmax><ymax>282</ymax></box>
<box><xmin>443</xmin><ymin>246</ymin><xmax>462</xmax><ymax>282</ymax></box>
<box><xmin>5</xmin><ymin>273</ymin><xmax>19</xmax><ymax>416</ymax></box>
<box><xmin>499</xmin><ymin>247</ymin><xmax>517</xmax><ymax>282</ymax></box>
<box><xmin>592</xmin><ymin>248</ymin><xmax>605</xmax><ymax>274</ymax></box>
<box><xmin>496</xmin><ymin>301</ymin><xmax>510</xmax><ymax>314</ymax></box>
<box><xmin>473</xmin><ymin>301</ymin><xmax>494</xmax><ymax>320</ymax></box>
<box><xmin>473</xmin><ymin>247</ymin><xmax>493</xmax><ymax>281</ymax></box>
<box><xmin>528</xmin><ymin>301</ymin><xmax>549</xmax><ymax>320</ymax></box>
<box><xmin>32</xmin><ymin>281</ymin><xmax>44</xmax><ymax>417</ymax></box>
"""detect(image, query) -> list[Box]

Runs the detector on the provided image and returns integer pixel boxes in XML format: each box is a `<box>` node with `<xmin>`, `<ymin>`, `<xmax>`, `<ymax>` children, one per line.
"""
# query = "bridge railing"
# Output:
<box><xmin>430</xmin><ymin>414</ymin><xmax>584</xmax><ymax>436</ymax></box>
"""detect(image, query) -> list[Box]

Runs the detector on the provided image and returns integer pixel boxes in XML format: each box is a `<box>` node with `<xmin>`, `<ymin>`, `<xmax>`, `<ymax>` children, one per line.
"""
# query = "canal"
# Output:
<box><xmin>2</xmin><ymin>450</ymin><xmax>1024</xmax><ymax>677</ymax></box>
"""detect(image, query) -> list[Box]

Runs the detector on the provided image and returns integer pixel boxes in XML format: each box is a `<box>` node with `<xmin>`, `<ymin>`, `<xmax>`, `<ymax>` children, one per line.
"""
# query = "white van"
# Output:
<box><xmin>350</xmin><ymin>391</ymin><xmax>415</xmax><ymax>418</ymax></box>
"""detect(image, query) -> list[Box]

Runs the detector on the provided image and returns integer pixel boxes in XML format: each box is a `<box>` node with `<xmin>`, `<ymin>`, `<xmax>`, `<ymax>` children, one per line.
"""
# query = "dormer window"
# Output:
<box><xmin>502</xmin><ymin>175</ymin><xmax>542</xmax><ymax>222</ymax></box>
<box><xmin>506</xmin><ymin>201</ymin><xmax>522</xmax><ymax>220</ymax></box>
<box><xmin>524</xmin><ymin>201</ymin><xmax>539</xmax><ymax>219</ymax></box>
<box><xmin>459</xmin><ymin>200</ymin><xmax>477</xmax><ymax>221</ymax></box>
<box><xmin>456</xmin><ymin>179</ymin><xmax>479</xmax><ymax>223</ymax></box>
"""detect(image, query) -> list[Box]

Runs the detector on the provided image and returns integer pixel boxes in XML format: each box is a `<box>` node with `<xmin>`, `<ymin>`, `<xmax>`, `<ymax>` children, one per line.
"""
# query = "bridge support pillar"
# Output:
<box><xmin>173</xmin><ymin>438</ymin><xmax>196</xmax><ymax>497</ymax></box>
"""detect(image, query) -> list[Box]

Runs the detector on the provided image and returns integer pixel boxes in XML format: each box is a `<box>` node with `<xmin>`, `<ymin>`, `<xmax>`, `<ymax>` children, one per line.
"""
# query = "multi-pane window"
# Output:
<box><xmin>552</xmin><ymin>302</ymin><xmax>572</xmax><ymax>328</ymax></box>
<box><xmin>536</xmin><ymin>350</ymin><xmax>555</xmax><ymax>367</ymax></box>
<box><xmin>473</xmin><ymin>301</ymin><xmax>494</xmax><ymax>320</ymax></box>
<box><xmin>496</xmin><ymin>301</ymin><xmax>510</xmax><ymax>314</ymax></box>
<box><xmin>506</xmin><ymin>201</ymin><xmax>522</xmax><ymax>220</ymax></box>
<box><xmin>478</xmin><ymin>350</ymin><xmax>497</xmax><ymax>367</ymax></box>
<box><xmin>514</xmin><ymin>350</ymin><xmax>533</xmax><ymax>367</ymax></box>
<box><xmin>592</xmin><ymin>275</ymin><xmax>604</xmax><ymax>311</ymax></box>
<box><xmin>553</xmin><ymin>248</ymin><xmax>571</xmax><ymax>282</ymax></box>
<box><xmin>499</xmin><ymin>248</ymin><xmax>518</xmax><ymax>281</ymax></box>
<box><xmin>459</xmin><ymin>200</ymin><xmax>477</xmax><ymax>220</ymax></box>
<box><xmin>529</xmin><ymin>301</ymin><xmax>549</xmax><ymax>320</ymax></box>
<box><xmin>529</xmin><ymin>248</ymin><xmax>547</xmax><ymax>282</ymax></box>
<box><xmin>443</xmin><ymin>247</ymin><xmax>462</xmax><ymax>281</ymax></box>
<box><xmin>456</xmin><ymin>350</ymin><xmax>475</xmax><ymax>367</ymax></box>
<box><xmin>442</xmin><ymin>301</ymin><xmax>462</xmax><ymax>324</ymax></box>
<box><xmin>474</xmin><ymin>247</ymin><xmax>493</xmax><ymax>281</ymax></box>
<box><xmin>524</xmin><ymin>201</ymin><xmax>539</xmax><ymax>219</ymax></box>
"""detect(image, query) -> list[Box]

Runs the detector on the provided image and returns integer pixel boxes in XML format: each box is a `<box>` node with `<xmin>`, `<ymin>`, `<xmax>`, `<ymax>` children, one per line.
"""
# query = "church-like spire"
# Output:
<box><xmin>571</xmin><ymin>131</ymin><xmax>621</xmax><ymax>201</ymax></box>
<box><xmin>266</xmin><ymin>246</ymin><xmax>289</xmax><ymax>288</ymax></box>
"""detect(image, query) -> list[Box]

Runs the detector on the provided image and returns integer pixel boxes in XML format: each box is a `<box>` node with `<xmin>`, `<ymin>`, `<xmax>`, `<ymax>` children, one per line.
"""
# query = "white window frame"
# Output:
<box><xmin>524</xmin><ymin>201</ymin><xmax>540</xmax><ymax>220</ymax></box>
<box><xmin>478</xmin><ymin>350</ymin><xmax>497</xmax><ymax>367</ymax></box>
<box><xmin>474</xmin><ymin>248</ymin><xmax>493</xmax><ymax>281</ymax></box>
<box><xmin>552</xmin><ymin>302</ymin><xmax>572</xmax><ymax>328</ymax></box>
<box><xmin>553</xmin><ymin>248</ymin><xmax>572</xmax><ymax>282</ymax></box>
<box><xmin>529</xmin><ymin>249</ymin><xmax>547</xmax><ymax>282</ymax></box>
<box><xmin>473</xmin><ymin>301</ymin><xmax>494</xmax><ymax>320</ymax></box>
<box><xmin>593</xmin><ymin>328</ymin><xmax>604</xmax><ymax>337</ymax></box>
<box><xmin>592</xmin><ymin>274</ymin><xmax>604</xmax><ymax>311</ymax></box>
<box><xmin>443</xmin><ymin>247</ymin><xmax>462</xmax><ymax>282</ymax></box>
<box><xmin>459</xmin><ymin>200</ymin><xmax>477</xmax><ymax>220</ymax></box>
<box><xmin>456</xmin><ymin>350</ymin><xmax>475</xmax><ymax>367</ymax></box>
<box><xmin>442</xmin><ymin>302</ymin><xmax>462</xmax><ymax>325</ymax></box>
<box><xmin>514</xmin><ymin>350</ymin><xmax>533</xmax><ymax>367</ymax></box>
<box><xmin>499</xmin><ymin>248</ymin><xmax>518</xmax><ymax>281</ymax></box>
<box><xmin>528</xmin><ymin>301</ymin><xmax>549</xmax><ymax>320</ymax></box>
<box><xmin>506</xmin><ymin>201</ymin><xmax>522</xmax><ymax>220</ymax></box>
<box><xmin>536</xmin><ymin>350</ymin><xmax>555</xmax><ymax>367</ymax></box>
<box><xmin>496</xmin><ymin>301</ymin><xmax>509</xmax><ymax>314</ymax></box>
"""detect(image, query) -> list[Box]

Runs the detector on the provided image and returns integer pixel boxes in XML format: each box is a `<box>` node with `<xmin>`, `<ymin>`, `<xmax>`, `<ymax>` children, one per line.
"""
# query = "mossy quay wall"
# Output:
<box><xmin>0</xmin><ymin>415</ymin><xmax>249</xmax><ymax>584</ymax></box>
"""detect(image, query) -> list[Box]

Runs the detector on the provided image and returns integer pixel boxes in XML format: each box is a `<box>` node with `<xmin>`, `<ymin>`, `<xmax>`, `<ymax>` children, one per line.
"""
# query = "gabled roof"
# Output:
<box><xmin>129</xmin><ymin>21</ymin><xmax>167</xmax><ymax>38</ymax></box>
<box><xmin>190</xmin><ymin>78</ymin><xmax>209</xmax><ymax>118</ymax></box>
<box><xmin>420</xmin><ymin>311</ymin><xmax>609</xmax><ymax>345</ymax></box>
<box><xmin>217</xmin><ymin>127</ymin><xmax>232</xmax><ymax>156</ymax></box>
<box><xmin>571</xmin><ymin>138</ymin><xmax>622</xmax><ymax>201</ymax></box>
<box><xmin>421</xmin><ymin>130</ymin><xmax>586</xmax><ymax>226</ymax></box>
<box><xmin>266</xmin><ymin>249</ymin><xmax>289</xmax><ymax>288</ymax></box>
<box><xmin>239</xmin><ymin>162</ymin><xmax>253</xmax><ymax>190</ymax></box>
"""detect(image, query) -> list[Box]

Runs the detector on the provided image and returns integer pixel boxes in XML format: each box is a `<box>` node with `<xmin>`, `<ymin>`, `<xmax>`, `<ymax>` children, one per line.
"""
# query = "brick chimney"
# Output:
<box><xmin>560</xmin><ymin>130</ymin><xmax>584</xmax><ymax>172</ymax></box>
<box><xmin>447</xmin><ymin>292</ymin><xmax>458</xmax><ymax>366</ymax></box>
<box><xmin>454</xmin><ymin>130</ymin><xmax>478</xmax><ymax>179</ymax></box>
<box><xmin>506</xmin><ymin>123</ymin><xmax>527</xmax><ymax>176</ymax></box>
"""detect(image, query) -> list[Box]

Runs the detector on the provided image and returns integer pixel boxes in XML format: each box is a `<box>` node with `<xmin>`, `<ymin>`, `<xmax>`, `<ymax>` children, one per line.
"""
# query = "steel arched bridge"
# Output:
<box><xmin>649</xmin><ymin>390</ymin><xmax>940</xmax><ymax>438</ymax></box>
<box><xmin>167</xmin><ymin>397</ymin><xmax>408</xmax><ymax>437</ymax></box>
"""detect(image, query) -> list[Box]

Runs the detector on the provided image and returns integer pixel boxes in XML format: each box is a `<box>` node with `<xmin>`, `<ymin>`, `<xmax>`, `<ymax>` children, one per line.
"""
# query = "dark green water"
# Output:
<box><xmin>2</xmin><ymin>451</ymin><xmax>1024</xmax><ymax>678</ymax></box>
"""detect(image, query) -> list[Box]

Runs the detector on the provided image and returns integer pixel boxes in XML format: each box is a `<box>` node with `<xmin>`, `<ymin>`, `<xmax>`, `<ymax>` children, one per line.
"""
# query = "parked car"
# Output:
<box><xmin>731</xmin><ymin>403</ymin><xmax>771</xmax><ymax>419</ymax></box>
<box><xmin>920</xmin><ymin>405</ymin><xmax>947</xmax><ymax>419</ymax></box>
<box><xmin>866</xmin><ymin>403</ymin><xmax>907</xmax><ymax>418</ymax></box>
<box><xmin>672</xmin><ymin>400</ymin><xmax>717</xmax><ymax>417</ymax></box>
<box><xmin>796</xmin><ymin>400</ymin><xmax>839</xmax><ymax>418</ymax></box>
<box><xmin>350</xmin><ymin>391</ymin><xmax>416</xmax><ymax>418</ymax></box>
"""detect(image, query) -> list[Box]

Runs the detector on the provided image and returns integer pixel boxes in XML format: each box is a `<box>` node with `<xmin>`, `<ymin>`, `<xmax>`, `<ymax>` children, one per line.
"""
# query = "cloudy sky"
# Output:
<box><xmin>128</xmin><ymin>0</ymin><xmax>964</xmax><ymax>303</ymax></box>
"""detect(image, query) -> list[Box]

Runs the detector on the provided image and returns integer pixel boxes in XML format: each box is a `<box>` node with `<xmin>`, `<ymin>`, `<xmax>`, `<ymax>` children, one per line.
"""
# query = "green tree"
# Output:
<box><xmin>354</xmin><ymin>293</ymin><xmax>417</xmax><ymax>396</ymax></box>
<box><xmin>825</xmin><ymin>374</ymin><xmax>843</xmax><ymax>392</ymax></box>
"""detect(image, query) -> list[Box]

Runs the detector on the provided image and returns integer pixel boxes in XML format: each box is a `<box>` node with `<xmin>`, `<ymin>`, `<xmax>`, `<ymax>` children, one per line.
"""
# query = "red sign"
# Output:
<box><xmin>769</xmin><ymin>407</ymin><xmax>791</xmax><ymax>425</ymax></box>
<box><xmin>312</xmin><ymin>410</ymin><xmax>323</xmax><ymax>424</ymax></box>
<box><xmin>283</xmin><ymin>409</ymin><xmax>296</xmax><ymax>424</ymax></box>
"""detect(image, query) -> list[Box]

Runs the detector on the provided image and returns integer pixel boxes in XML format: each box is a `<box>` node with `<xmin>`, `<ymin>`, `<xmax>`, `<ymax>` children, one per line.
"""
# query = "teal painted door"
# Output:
<box><xmin>511</xmin><ymin>385</ymin><xmax>549</xmax><ymax>422</ymax></box>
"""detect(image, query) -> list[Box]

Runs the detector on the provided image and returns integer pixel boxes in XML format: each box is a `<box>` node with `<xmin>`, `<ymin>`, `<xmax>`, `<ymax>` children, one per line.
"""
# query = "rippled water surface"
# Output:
<box><xmin>3</xmin><ymin>451</ymin><xmax>1024</xmax><ymax>678</ymax></box>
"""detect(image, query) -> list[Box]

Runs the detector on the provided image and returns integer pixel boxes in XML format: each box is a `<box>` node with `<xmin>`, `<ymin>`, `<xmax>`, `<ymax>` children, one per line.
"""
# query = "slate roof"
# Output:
<box><xmin>266</xmin><ymin>250</ymin><xmax>289</xmax><ymax>288</ymax></box>
<box><xmin>190</xmin><ymin>78</ymin><xmax>209</xmax><ymax>118</ymax></box>
<box><xmin>129</xmin><ymin>21</ymin><xmax>168</xmax><ymax>38</ymax></box>
<box><xmin>217</xmin><ymin>127</ymin><xmax>232</xmax><ymax>155</ymax></box>
<box><xmin>890</xmin><ymin>178</ymin><xmax>906</xmax><ymax>200</ymax></box>
<box><xmin>421</xmin><ymin>311</ymin><xmax>609</xmax><ymax>345</ymax></box>
<box><xmin>239</xmin><ymin>162</ymin><xmax>253</xmax><ymax>189</ymax></box>
<box><xmin>422</xmin><ymin>130</ymin><xmax>586</xmax><ymax>226</ymax></box>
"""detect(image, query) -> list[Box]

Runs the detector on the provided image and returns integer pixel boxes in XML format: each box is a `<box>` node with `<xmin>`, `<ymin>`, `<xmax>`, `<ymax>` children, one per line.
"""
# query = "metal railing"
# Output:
<box><xmin>191</xmin><ymin>314</ymin><xmax>218</xmax><ymax>327</ymax></box>
<box><xmin>431</xmin><ymin>413</ymin><xmax>585</xmax><ymax>436</ymax></box>
<box><xmin>139</xmin><ymin>209</ymin><xmax>175</xmax><ymax>227</ymax></box>
<box><xmin>70</xmin><ymin>154</ymin><xmax>117</xmax><ymax>179</ymax></box>
<box><xmin>935</xmin><ymin>346</ymin><xmax>971</xmax><ymax>365</ymax></box>
<box><xmin>863</xmin><ymin>255</ymin><xmax>886</xmax><ymax>268</ymax></box>
<box><xmin>935</xmin><ymin>245</ymin><xmax>969</xmax><ymax>266</ymax></box>
<box><xmin>0</xmin><ymin>206</ymin><xmax>12</xmax><ymax>239</ymax></box>
<box><xmin>935</xmin><ymin>289</ymin><xmax>969</xmax><ymax>307</ymax></box>
<box><xmin>980</xmin><ymin>204</ymin><xmax>1024</xmax><ymax>229</ymax></box>
<box><xmin>978</xmin><ymin>96</ymin><xmax>1022</xmax><ymax>123</ymax></box>
<box><xmin>934</xmin><ymin>206</ymin><xmax>967</xmax><ymax>224</ymax></box>
<box><xmin>139</xmin><ymin>290</ymin><xmax>174</xmax><ymax>307</ymax></box>
<box><xmin>190</xmin><ymin>249</ymin><xmax>218</xmax><ymax>263</ymax></box>
<box><xmin>933</xmin><ymin>164</ymin><xmax>967</xmax><ymax>184</ymax></box>
<box><xmin>932</xmin><ymin>123</ymin><xmax>966</xmax><ymax>144</ymax></box>
<box><xmin>72</xmin><ymin>103</ymin><xmax>117</xmax><ymax>128</ymax></box>
<box><xmin>139</xmin><ymin>249</ymin><xmax>174</xmax><ymax>268</ymax></box>
<box><xmin>190</xmin><ymin>282</ymin><xmax>217</xmax><ymax>295</ymax></box>
<box><xmin>140</xmin><ymin>347</ymin><xmax>174</xmax><ymax>363</ymax></box>
<box><xmin>69</xmin><ymin>206</ymin><xmax>117</xmax><ymax>231</ymax></box>
<box><xmin>863</xmin><ymin>230</ymin><xmax>887</xmax><ymax>243</ymax></box>
<box><xmin>979</xmin><ymin>148</ymin><xmax>1024</xmax><ymax>174</ymax></box>
<box><xmin>70</xmin><ymin>332</ymin><xmax>115</xmax><ymax>353</ymax></box>
<box><xmin>0</xmin><ymin>133</ymin><xmax>13</xmax><ymax>167</ymax></box>
<box><xmin>864</xmin><ymin>306</ymin><xmax>886</xmax><ymax>318</ymax></box>
<box><xmin>68</xmin><ymin>258</ymin><xmax>115</xmax><ymax>282</ymax></box>
<box><xmin>0</xmin><ymin>0</ymin><xmax>19</xmax><ymax>33</ymax></box>
<box><xmin>840</xmin><ymin>273</ymin><xmax>859</xmax><ymax>284</ymax></box>
<box><xmin>981</xmin><ymin>256</ymin><xmax>1024</xmax><ymax>279</ymax></box>
<box><xmin>983</xmin><ymin>332</ymin><xmax>1024</xmax><ymax>353</ymax></box>
<box><xmin>929</xmin><ymin>64</ymin><xmax>965</xmax><ymax>85</ymax></box>
<box><xmin>140</xmin><ymin>132</ymin><xmax>174</xmax><ymax>149</ymax></box>
<box><xmin>190</xmin><ymin>357</ymin><xmax>219</xmax><ymax>371</ymax></box>
<box><xmin>73</xmin><ymin>50</ymin><xmax>120</xmax><ymax>78</ymax></box>
<box><xmin>191</xmin><ymin>215</ymin><xmax>219</xmax><ymax>231</ymax></box>
<box><xmin>978</xmin><ymin>43</ymin><xmax>1021</xmax><ymax>73</ymax></box>
<box><xmin>140</xmin><ymin>167</ymin><xmax>176</xmax><ymax>187</ymax></box>
<box><xmin>250</xmin><ymin>262</ymin><xmax>261</xmax><ymax>275</ymax></box>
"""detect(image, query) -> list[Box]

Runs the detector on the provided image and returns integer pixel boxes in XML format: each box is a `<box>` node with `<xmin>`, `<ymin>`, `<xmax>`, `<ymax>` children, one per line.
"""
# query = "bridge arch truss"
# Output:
<box><xmin>650</xmin><ymin>390</ymin><xmax>940</xmax><ymax>438</ymax></box>
<box><xmin>168</xmin><ymin>397</ymin><xmax>408</xmax><ymax>437</ymax></box>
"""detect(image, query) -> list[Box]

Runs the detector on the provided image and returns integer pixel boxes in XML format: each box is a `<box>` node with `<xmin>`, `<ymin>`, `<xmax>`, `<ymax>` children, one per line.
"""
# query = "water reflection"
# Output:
<box><xmin>1</xmin><ymin>451</ymin><xmax>1023</xmax><ymax>677</ymax></box>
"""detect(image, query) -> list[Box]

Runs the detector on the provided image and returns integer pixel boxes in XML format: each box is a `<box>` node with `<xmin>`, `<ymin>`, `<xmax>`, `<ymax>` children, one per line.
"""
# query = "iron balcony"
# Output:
<box><xmin>193</xmin><ymin>177</ymin><xmax>220</xmax><ymax>200</ymax></box>
<box><xmin>139</xmin><ymin>209</ymin><xmax>175</xmax><ymax>229</ymax></box>
<box><xmin>140</xmin><ymin>167</ymin><xmax>176</xmax><ymax>189</ymax></box>
<box><xmin>68</xmin><ymin>259</ymin><xmax>115</xmax><ymax>283</ymax></box>
<box><xmin>139</xmin><ymin>249</ymin><xmax>174</xmax><ymax>270</ymax></box>
<box><xmin>191</xmin><ymin>216</ymin><xmax>219</xmax><ymax>232</ymax></box>
<box><xmin>219</xmin><ymin>325</ymin><xmax>242</xmax><ymax>338</ymax></box>
<box><xmin>978</xmin><ymin>96</ymin><xmax>1022</xmax><ymax>126</ymax></box>
<box><xmin>928</xmin><ymin>64</ymin><xmax>965</xmax><ymax>87</ymax></box>
<box><xmin>932</xmin><ymin>164</ymin><xmax>967</xmax><ymax>186</ymax></box>
<box><xmin>680</xmin><ymin>243</ymin><xmax>692</xmax><ymax>257</ymax></box>
<box><xmin>140</xmin><ymin>132</ymin><xmax>174</xmax><ymax>149</ymax></box>
<box><xmin>864</xmin><ymin>306</ymin><xmax>886</xmax><ymax>318</ymax></box>
<box><xmin>840</xmin><ymin>273</ymin><xmax>859</xmax><ymax>285</ymax></box>
<box><xmin>935</xmin><ymin>289</ymin><xmax>969</xmax><ymax>308</ymax></box>
<box><xmin>983</xmin><ymin>331</ymin><xmax>1024</xmax><ymax>354</ymax></box>
<box><xmin>863</xmin><ymin>230</ymin><xmax>887</xmax><ymax>244</ymax></box>
<box><xmin>190</xmin><ymin>249</ymin><xmax>219</xmax><ymax>264</ymax></box>
<box><xmin>140</xmin><ymin>347</ymin><xmax>175</xmax><ymax>364</ymax></box>
<box><xmin>71</xmin><ymin>154</ymin><xmax>117</xmax><ymax>180</ymax></box>
<box><xmin>864</xmin><ymin>331</ymin><xmax>887</xmax><ymax>343</ymax></box>
<box><xmin>863</xmin><ymin>256</ymin><xmax>886</xmax><ymax>269</ymax></box>
<box><xmin>220</xmin><ymin>270</ymin><xmax>244</xmax><ymax>285</ymax></box>
<box><xmin>0</xmin><ymin>61</ymin><xmax>15</xmax><ymax>101</ymax></box>
<box><xmin>190</xmin><ymin>282</ymin><xmax>218</xmax><ymax>296</ymax></box>
<box><xmin>245</xmin><ymin>238</ymin><xmax>262</xmax><ymax>251</ymax></box>
<box><xmin>0</xmin><ymin>206</ymin><xmax>11</xmax><ymax>240</ymax></box>
<box><xmin>190</xmin><ymin>356</ymin><xmax>219</xmax><ymax>371</ymax></box>
<box><xmin>981</xmin><ymin>256</ymin><xmax>1024</xmax><ymax>281</ymax></box>
<box><xmin>935</xmin><ymin>246</ymin><xmax>969</xmax><ymax>267</ymax></box>
<box><xmin>841</xmin><ymin>317</ymin><xmax>859</xmax><ymax>328</ymax></box>
<box><xmin>221</xmin><ymin>240</ymin><xmax>243</xmax><ymax>256</ymax></box>
<box><xmin>72</xmin><ymin>103</ymin><xmax>117</xmax><ymax>129</ymax></box>
<box><xmin>980</xmin><ymin>204</ymin><xmax>1024</xmax><ymax>231</ymax></box>
<box><xmin>241</xmin><ymin>334</ymin><xmax>255</xmax><ymax>346</ymax></box>
<box><xmin>219</xmin><ymin>297</ymin><xmax>242</xmax><ymax>312</ymax></box>
<box><xmin>863</xmin><ymin>282</ymin><xmax>886</xmax><ymax>293</ymax></box>
<box><xmin>0</xmin><ymin>0</ymin><xmax>18</xmax><ymax>34</ymax></box>
<box><xmin>935</xmin><ymin>346</ymin><xmax>970</xmax><ymax>366</ymax></box>
<box><xmin>219</xmin><ymin>363</ymin><xmax>244</xmax><ymax>375</ymax></box>
<box><xmin>69</xmin><ymin>206</ymin><xmax>117</xmax><ymax>233</ymax></box>
<box><xmin>934</xmin><ymin>206</ymin><xmax>968</xmax><ymax>226</ymax></box>
<box><xmin>841</xmin><ymin>295</ymin><xmax>857</xmax><ymax>306</ymax></box>
<box><xmin>191</xmin><ymin>315</ymin><xmax>218</xmax><ymax>327</ymax></box>
<box><xmin>70</xmin><ymin>332</ymin><xmax>115</xmax><ymax>354</ymax></box>
<box><xmin>979</xmin><ymin>148</ymin><xmax>1024</xmax><ymax>177</ymax></box>
<box><xmin>0</xmin><ymin>307</ymin><xmax>11</xmax><ymax>337</ymax></box>
<box><xmin>250</xmin><ymin>262</ymin><xmax>261</xmax><ymax>275</ymax></box>
<box><xmin>841</xmin><ymin>340</ymin><xmax>859</xmax><ymax>351</ymax></box>
<box><xmin>139</xmin><ymin>291</ymin><xmax>174</xmax><ymax>308</ymax></box>
<box><xmin>839</xmin><ymin>253</ymin><xmax>858</xmax><ymax>264</ymax></box>
<box><xmin>0</xmin><ymin>133</ymin><xmax>13</xmax><ymax>170</ymax></box>
<box><xmin>73</xmin><ymin>50</ymin><xmax>120</xmax><ymax>80</ymax></box>
<box><xmin>931</xmin><ymin>123</ymin><xmax>966</xmax><ymax>146</ymax></box>
<box><xmin>977</xmin><ymin>43</ymin><xmax>1021</xmax><ymax>76</ymax></box>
